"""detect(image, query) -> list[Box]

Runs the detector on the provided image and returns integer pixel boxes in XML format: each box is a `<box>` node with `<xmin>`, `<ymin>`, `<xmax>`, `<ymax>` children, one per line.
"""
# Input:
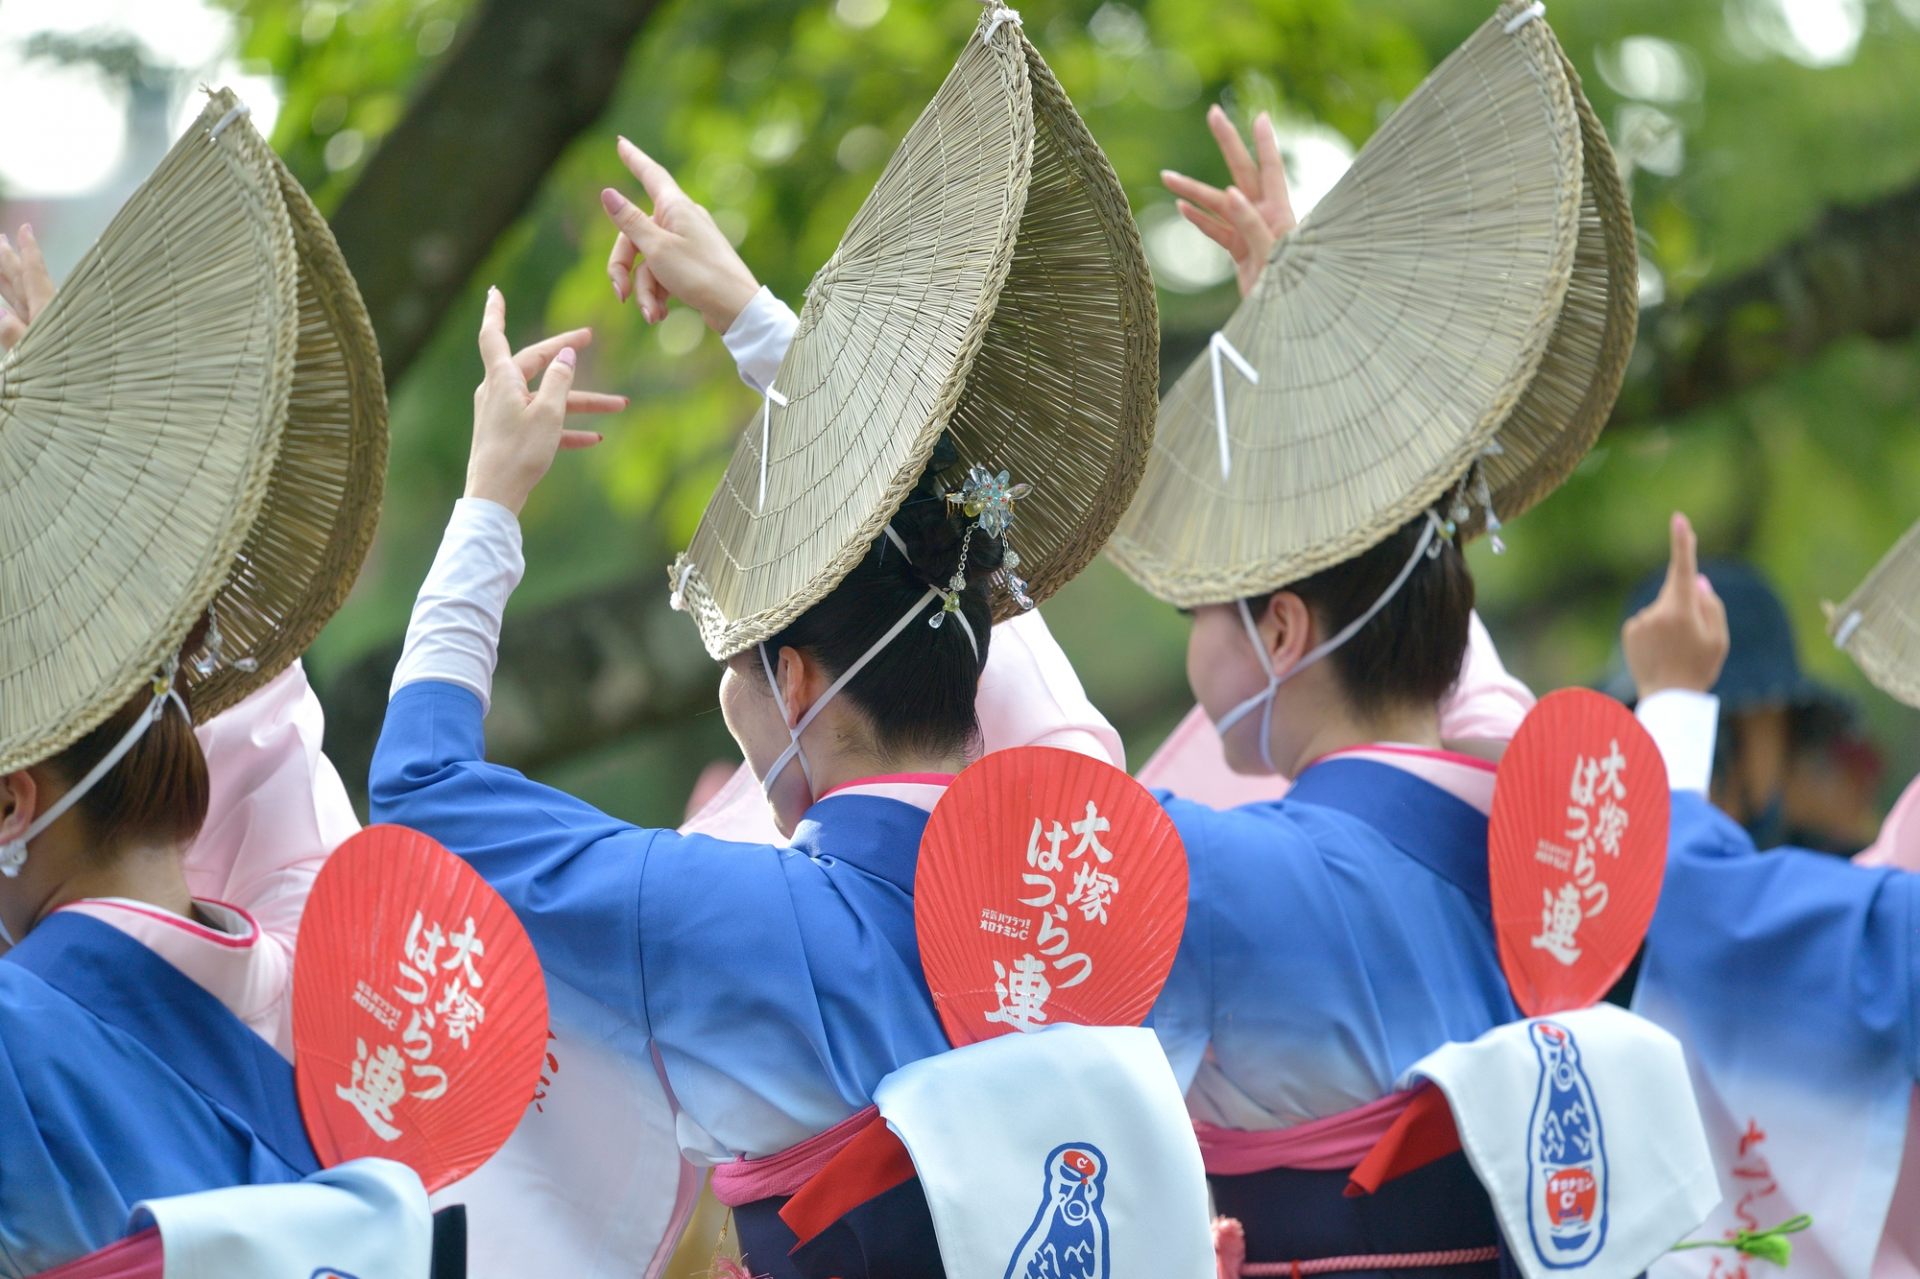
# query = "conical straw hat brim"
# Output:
<box><xmin>0</xmin><ymin>93</ymin><xmax>298</xmax><ymax>774</ymax></box>
<box><xmin>1461</xmin><ymin>46</ymin><xmax>1638</xmax><ymax>537</ymax></box>
<box><xmin>1107</xmin><ymin>0</ymin><xmax>1583</xmax><ymax>607</ymax></box>
<box><xmin>1828</xmin><ymin>517</ymin><xmax>1920</xmax><ymax>710</ymax></box>
<box><xmin>672</xmin><ymin>17</ymin><xmax>1158</xmax><ymax>659</ymax></box>
<box><xmin>188</xmin><ymin>151</ymin><xmax>389</xmax><ymax>718</ymax></box>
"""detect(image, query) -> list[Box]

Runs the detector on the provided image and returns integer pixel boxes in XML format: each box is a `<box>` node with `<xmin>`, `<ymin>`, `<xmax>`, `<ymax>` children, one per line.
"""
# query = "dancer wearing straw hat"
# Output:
<box><xmin>1094</xmin><ymin>5</ymin><xmax>1646</xmax><ymax>1274</ymax></box>
<box><xmin>0</xmin><ymin>93</ymin><xmax>384</xmax><ymax>1271</ymax></box>
<box><xmin>369</xmin><ymin>11</ymin><xmax>1207</xmax><ymax>1277</ymax></box>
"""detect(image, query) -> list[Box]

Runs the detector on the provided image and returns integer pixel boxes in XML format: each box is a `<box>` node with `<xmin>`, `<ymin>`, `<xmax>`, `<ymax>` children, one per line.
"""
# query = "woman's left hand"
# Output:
<box><xmin>1161</xmin><ymin>107</ymin><xmax>1297</xmax><ymax>298</ymax></box>
<box><xmin>465</xmin><ymin>288</ymin><xmax>626</xmax><ymax>515</ymax></box>
<box><xmin>0</xmin><ymin>225</ymin><xmax>56</xmax><ymax>349</ymax></box>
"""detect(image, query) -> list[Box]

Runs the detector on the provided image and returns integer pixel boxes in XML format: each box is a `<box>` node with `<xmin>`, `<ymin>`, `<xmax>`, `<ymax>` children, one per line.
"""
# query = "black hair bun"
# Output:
<box><xmin>888</xmin><ymin>434</ymin><xmax>1007</xmax><ymax>593</ymax></box>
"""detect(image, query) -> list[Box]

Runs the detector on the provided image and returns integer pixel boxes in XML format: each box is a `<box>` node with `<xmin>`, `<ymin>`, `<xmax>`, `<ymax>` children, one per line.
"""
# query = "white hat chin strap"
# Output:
<box><xmin>0</xmin><ymin>674</ymin><xmax>189</xmax><ymax>944</ymax></box>
<box><xmin>1212</xmin><ymin>513</ymin><xmax>1444</xmax><ymax>772</ymax></box>
<box><xmin>758</xmin><ymin>587</ymin><xmax>942</xmax><ymax>801</ymax></box>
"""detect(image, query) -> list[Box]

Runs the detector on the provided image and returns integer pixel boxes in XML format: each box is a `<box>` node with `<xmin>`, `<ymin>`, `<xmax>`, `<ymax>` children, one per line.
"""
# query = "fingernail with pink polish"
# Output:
<box><xmin>600</xmin><ymin>188</ymin><xmax>626</xmax><ymax>216</ymax></box>
<box><xmin>557</xmin><ymin>348</ymin><xmax>577</xmax><ymax>368</ymax></box>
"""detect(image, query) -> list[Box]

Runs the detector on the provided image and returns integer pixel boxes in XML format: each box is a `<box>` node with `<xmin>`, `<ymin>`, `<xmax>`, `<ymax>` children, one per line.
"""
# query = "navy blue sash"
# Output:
<box><xmin>1286</xmin><ymin>759</ymin><xmax>1493</xmax><ymax>914</ymax></box>
<box><xmin>6</xmin><ymin>912</ymin><xmax>320</xmax><ymax>1175</ymax></box>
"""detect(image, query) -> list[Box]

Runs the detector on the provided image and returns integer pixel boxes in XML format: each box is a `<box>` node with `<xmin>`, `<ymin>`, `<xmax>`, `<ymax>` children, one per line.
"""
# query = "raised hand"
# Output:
<box><xmin>1622</xmin><ymin>513</ymin><xmax>1731</xmax><ymax>698</ymax></box>
<box><xmin>0</xmin><ymin>225</ymin><xmax>56</xmax><ymax>349</ymax></box>
<box><xmin>464</xmin><ymin>288</ymin><xmax>625</xmax><ymax>515</ymax></box>
<box><xmin>600</xmin><ymin>137</ymin><xmax>761</xmax><ymax>332</ymax></box>
<box><xmin>1161</xmin><ymin>106</ymin><xmax>1298</xmax><ymax>297</ymax></box>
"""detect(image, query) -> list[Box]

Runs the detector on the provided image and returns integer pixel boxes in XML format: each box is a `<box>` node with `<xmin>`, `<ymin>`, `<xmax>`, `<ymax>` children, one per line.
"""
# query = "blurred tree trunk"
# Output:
<box><xmin>323</xmin><ymin>569</ymin><xmax>716</xmax><ymax>796</ymax></box>
<box><xmin>328</xmin><ymin>0</ymin><xmax>664</xmax><ymax>385</ymax></box>
<box><xmin>1612</xmin><ymin>174</ymin><xmax>1920</xmax><ymax>427</ymax></box>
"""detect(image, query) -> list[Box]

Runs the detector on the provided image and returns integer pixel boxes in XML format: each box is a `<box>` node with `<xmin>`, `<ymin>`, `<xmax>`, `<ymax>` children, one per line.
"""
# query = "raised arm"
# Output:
<box><xmin>1620</xmin><ymin>512</ymin><xmax>1730</xmax><ymax>795</ymax></box>
<box><xmin>371</xmin><ymin>289</ymin><xmax>654</xmax><ymax>1024</ymax></box>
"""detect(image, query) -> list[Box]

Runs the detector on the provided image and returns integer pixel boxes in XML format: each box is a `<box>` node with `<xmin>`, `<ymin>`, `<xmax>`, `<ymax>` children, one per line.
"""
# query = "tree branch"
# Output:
<box><xmin>328</xmin><ymin>0</ymin><xmax>663</xmax><ymax>386</ymax></box>
<box><xmin>1612</xmin><ymin>174</ymin><xmax>1920</xmax><ymax>427</ymax></box>
<box><xmin>1159</xmin><ymin>175</ymin><xmax>1920</xmax><ymax>429</ymax></box>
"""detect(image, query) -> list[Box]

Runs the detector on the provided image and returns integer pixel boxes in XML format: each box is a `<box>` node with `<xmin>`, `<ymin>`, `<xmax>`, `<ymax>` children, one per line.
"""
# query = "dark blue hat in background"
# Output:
<box><xmin>1603</xmin><ymin>557</ymin><xmax>1856</xmax><ymax>737</ymax></box>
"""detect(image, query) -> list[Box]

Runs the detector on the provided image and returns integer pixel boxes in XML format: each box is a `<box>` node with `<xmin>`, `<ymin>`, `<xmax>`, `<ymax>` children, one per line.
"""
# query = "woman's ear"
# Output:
<box><xmin>0</xmin><ymin>771</ymin><xmax>36</xmax><ymax>844</ymax></box>
<box><xmin>774</xmin><ymin>646</ymin><xmax>820</xmax><ymax>730</ymax></box>
<box><xmin>1262</xmin><ymin>592</ymin><xmax>1316</xmax><ymax>677</ymax></box>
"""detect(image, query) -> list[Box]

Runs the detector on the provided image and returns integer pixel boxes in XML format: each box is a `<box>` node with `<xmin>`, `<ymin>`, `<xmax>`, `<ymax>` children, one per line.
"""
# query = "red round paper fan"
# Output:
<box><xmin>915</xmin><ymin>746</ymin><xmax>1189</xmax><ymax>1047</ymax></box>
<box><xmin>1489</xmin><ymin>689</ymin><xmax>1670</xmax><ymax>1016</ymax></box>
<box><xmin>292</xmin><ymin>824</ymin><xmax>548</xmax><ymax>1192</ymax></box>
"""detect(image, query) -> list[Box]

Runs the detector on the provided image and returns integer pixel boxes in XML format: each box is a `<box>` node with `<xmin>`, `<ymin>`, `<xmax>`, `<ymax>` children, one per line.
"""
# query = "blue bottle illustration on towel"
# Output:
<box><xmin>1526</xmin><ymin>1020</ymin><xmax>1608</xmax><ymax>1267</ymax></box>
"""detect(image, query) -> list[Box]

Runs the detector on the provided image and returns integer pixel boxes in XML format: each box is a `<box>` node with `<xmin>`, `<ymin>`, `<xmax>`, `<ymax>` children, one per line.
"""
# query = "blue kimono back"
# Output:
<box><xmin>0</xmin><ymin>913</ymin><xmax>317</xmax><ymax>1277</ymax></box>
<box><xmin>1153</xmin><ymin>758</ymin><xmax>1520</xmax><ymax>1120</ymax></box>
<box><xmin>371</xmin><ymin>680</ymin><xmax>958</xmax><ymax>1277</ymax></box>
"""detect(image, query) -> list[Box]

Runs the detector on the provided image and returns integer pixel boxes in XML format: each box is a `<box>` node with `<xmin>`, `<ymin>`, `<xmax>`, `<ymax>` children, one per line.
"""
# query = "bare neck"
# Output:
<box><xmin>31</xmin><ymin>831</ymin><xmax>196</xmax><ymax>929</ymax></box>
<box><xmin>1279</xmin><ymin>700</ymin><xmax>1444</xmax><ymax>779</ymax></box>
<box><xmin>806</xmin><ymin>743</ymin><xmax>971</xmax><ymax>799</ymax></box>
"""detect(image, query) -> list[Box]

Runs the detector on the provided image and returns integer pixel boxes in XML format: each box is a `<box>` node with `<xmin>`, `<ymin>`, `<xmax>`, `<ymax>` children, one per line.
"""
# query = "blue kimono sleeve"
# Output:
<box><xmin>1648</xmin><ymin>791</ymin><xmax>1920</xmax><ymax>1081</ymax></box>
<box><xmin>369</xmin><ymin>680</ymin><xmax>654</xmax><ymax>1030</ymax></box>
<box><xmin>1150</xmin><ymin>792</ymin><xmax>1215</xmax><ymax>1092</ymax></box>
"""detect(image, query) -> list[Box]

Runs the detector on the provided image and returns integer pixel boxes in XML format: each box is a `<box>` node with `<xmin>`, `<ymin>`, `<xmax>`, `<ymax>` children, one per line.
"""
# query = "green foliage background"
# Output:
<box><xmin>226</xmin><ymin>0</ymin><xmax>1920</xmax><ymax>822</ymax></box>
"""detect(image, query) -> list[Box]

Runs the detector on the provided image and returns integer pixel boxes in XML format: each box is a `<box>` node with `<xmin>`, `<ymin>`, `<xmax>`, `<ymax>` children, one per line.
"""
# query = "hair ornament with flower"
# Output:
<box><xmin>931</xmin><ymin>463</ymin><xmax>1035</xmax><ymax>627</ymax></box>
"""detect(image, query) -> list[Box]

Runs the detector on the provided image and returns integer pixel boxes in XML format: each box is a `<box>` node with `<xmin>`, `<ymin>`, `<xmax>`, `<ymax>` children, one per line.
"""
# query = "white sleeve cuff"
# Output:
<box><xmin>720</xmin><ymin>286</ymin><xmax>798</xmax><ymax>393</ymax></box>
<box><xmin>389</xmin><ymin>498</ymin><xmax>526</xmax><ymax>712</ymax></box>
<box><xmin>1635</xmin><ymin>689</ymin><xmax>1720</xmax><ymax>795</ymax></box>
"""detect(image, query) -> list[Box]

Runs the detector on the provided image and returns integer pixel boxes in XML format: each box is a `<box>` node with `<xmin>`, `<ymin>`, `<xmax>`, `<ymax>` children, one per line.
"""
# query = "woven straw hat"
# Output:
<box><xmin>1827</xmin><ymin>519</ymin><xmax>1920</xmax><ymax>710</ymax></box>
<box><xmin>1109</xmin><ymin>1</ymin><xmax>1618</xmax><ymax>606</ymax></box>
<box><xmin>668</xmin><ymin>4</ymin><xmax>1158</xmax><ymax>659</ymax></box>
<box><xmin>188</xmin><ymin>138</ymin><xmax>388</xmax><ymax>718</ymax></box>
<box><xmin>1461</xmin><ymin>46</ymin><xmax>1638</xmax><ymax>539</ymax></box>
<box><xmin>0</xmin><ymin>91</ymin><xmax>297</xmax><ymax>774</ymax></box>
<box><xmin>0</xmin><ymin>89</ymin><xmax>388</xmax><ymax>773</ymax></box>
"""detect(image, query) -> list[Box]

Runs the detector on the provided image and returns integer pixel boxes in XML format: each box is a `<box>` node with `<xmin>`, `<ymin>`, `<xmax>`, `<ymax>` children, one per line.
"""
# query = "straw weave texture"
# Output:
<box><xmin>1828</xmin><ymin>517</ymin><xmax>1920</xmax><ymax>710</ymax></box>
<box><xmin>1107</xmin><ymin>0</ymin><xmax>1583</xmax><ymax>607</ymax></box>
<box><xmin>0</xmin><ymin>91</ymin><xmax>298</xmax><ymax>773</ymax></box>
<box><xmin>188</xmin><ymin>156</ymin><xmax>389</xmax><ymax>718</ymax></box>
<box><xmin>671</xmin><ymin>10</ymin><xmax>1159</xmax><ymax>659</ymax></box>
<box><xmin>1461</xmin><ymin>45</ymin><xmax>1637</xmax><ymax>537</ymax></box>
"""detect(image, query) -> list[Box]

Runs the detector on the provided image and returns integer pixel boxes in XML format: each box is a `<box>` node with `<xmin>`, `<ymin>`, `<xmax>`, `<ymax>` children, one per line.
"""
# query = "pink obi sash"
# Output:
<box><xmin>708</xmin><ymin>1104</ymin><xmax>880</xmax><ymax>1207</ymax></box>
<box><xmin>1195</xmin><ymin>1090</ymin><xmax>1415</xmax><ymax>1175</ymax></box>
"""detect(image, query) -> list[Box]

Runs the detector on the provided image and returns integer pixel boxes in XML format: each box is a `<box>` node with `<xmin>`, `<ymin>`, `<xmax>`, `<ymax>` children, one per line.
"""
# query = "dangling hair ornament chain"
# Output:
<box><xmin>932</xmin><ymin>464</ymin><xmax>1034</xmax><ymax>628</ymax></box>
<box><xmin>1445</xmin><ymin>441</ymin><xmax>1508</xmax><ymax>554</ymax></box>
<box><xmin>189</xmin><ymin>603</ymin><xmax>259</xmax><ymax>679</ymax></box>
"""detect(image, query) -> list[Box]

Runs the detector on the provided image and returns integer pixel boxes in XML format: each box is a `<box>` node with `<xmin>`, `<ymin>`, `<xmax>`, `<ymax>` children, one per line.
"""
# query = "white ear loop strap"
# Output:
<box><xmin>1214</xmin><ymin>512</ymin><xmax>1444</xmax><ymax>770</ymax></box>
<box><xmin>758</xmin><ymin>587</ymin><xmax>942</xmax><ymax>799</ymax></box>
<box><xmin>879</xmin><ymin>524</ymin><xmax>979</xmax><ymax>661</ymax></box>
<box><xmin>0</xmin><ymin>677</ymin><xmax>189</xmax><ymax>882</ymax></box>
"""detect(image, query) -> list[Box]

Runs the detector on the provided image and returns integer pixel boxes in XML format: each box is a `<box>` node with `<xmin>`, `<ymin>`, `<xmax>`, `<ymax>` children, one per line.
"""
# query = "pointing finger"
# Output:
<box><xmin>616</xmin><ymin>136</ymin><xmax>686</xmax><ymax>211</ymax></box>
<box><xmin>1207</xmin><ymin>104</ymin><xmax>1260</xmax><ymax>200</ymax></box>
<box><xmin>477</xmin><ymin>286</ymin><xmax>515</xmax><ymax>372</ymax></box>
<box><xmin>1662</xmin><ymin>511</ymin><xmax>1698</xmax><ymax>600</ymax></box>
